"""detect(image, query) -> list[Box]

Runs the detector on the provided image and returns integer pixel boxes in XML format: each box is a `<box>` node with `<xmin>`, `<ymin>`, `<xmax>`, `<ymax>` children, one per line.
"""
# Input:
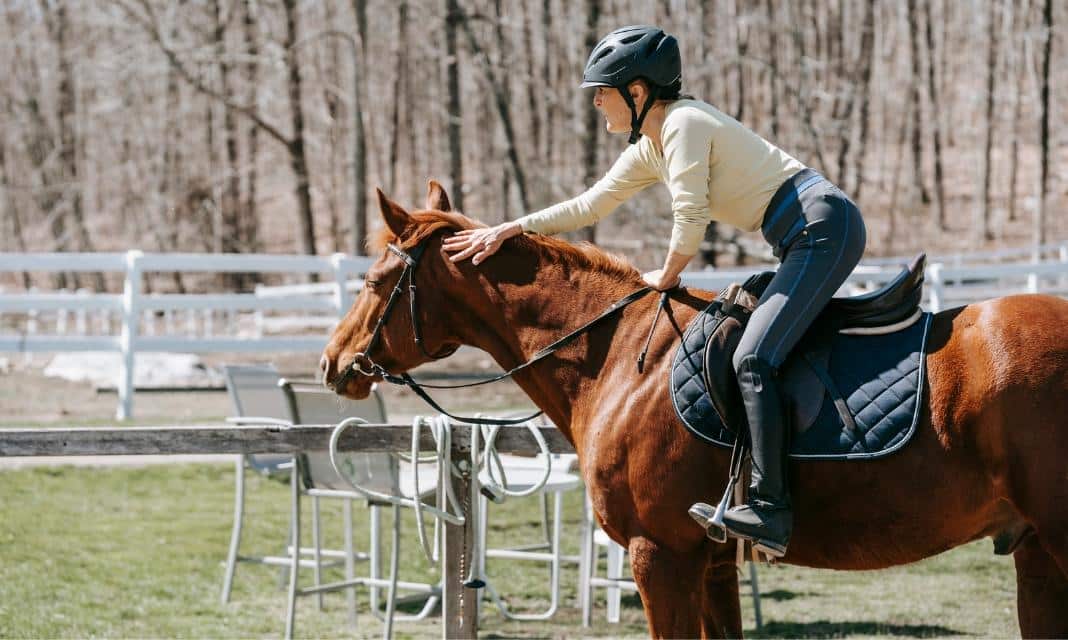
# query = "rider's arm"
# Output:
<box><xmin>661</xmin><ymin>109</ymin><xmax>716</xmax><ymax>257</ymax></box>
<box><xmin>515</xmin><ymin>142</ymin><xmax>660</xmax><ymax>236</ymax></box>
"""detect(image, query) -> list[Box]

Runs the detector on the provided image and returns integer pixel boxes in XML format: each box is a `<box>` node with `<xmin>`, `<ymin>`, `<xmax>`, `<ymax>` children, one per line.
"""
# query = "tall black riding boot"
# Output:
<box><xmin>721</xmin><ymin>354</ymin><xmax>793</xmax><ymax>557</ymax></box>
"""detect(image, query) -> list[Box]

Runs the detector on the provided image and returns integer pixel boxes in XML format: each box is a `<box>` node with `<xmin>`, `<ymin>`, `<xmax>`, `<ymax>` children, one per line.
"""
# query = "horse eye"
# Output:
<box><xmin>365</xmin><ymin>279</ymin><xmax>380</xmax><ymax>289</ymax></box>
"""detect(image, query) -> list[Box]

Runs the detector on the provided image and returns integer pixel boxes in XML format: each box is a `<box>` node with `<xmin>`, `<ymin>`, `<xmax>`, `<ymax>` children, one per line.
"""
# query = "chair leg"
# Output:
<box><xmin>580</xmin><ymin>497</ymin><xmax>594</xmax><ymax>627</ymax></box>
<box><xmin>285</xmin><ymin>461</ymin><xmax>301</xmax><ymax>640</ymax></box>
<box><xmin>383</xmin><ymin>504</ymin><xmax>401</xmax><ymax>640</ymax></box>
<box><xmin>606</xmin><ymin>541</ymin><xmax>624</xmax><ymax>624</ymax></box>
<box><xmin>540</xmin><ymin>492</ymin><xmax>551</xmax><ymax>545</ymax></box>
<box><xmin>749</xmin><ymin>560</ymin><xmax>763</xmax><ymax>630</ymax></box>
<box><xmin>312</xmin><ymin>495</ymin><xmax>323</xmax><ymax>611</ymax></box>
<box><xmin>221</xmin><ymin>455</ymin><xmax>245</xmax><ymax>604</ymax></box>
<box><xmin>369</xmin><ymin>504</ymin><xmax>381</xmax><ymax>614</ymax></box>
<box><xmin>344</xmin><ymin>498</ymin><xmax>357</xmax><ymax>629</ymax></box>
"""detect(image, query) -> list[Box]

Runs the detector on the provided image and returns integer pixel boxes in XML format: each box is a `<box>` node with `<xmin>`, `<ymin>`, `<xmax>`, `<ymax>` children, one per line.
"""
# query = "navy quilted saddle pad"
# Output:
<box><xmin>671</xmin><ymin>301</ymin><xmax>932</xmax><ymax>460</ymax></box>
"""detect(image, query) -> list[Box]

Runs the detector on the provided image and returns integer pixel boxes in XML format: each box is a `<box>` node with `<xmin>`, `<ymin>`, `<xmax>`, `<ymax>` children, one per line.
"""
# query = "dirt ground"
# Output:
<box><xmin>0</xmin><ymin>348</ymin><xmax>532</xmax><ymax>426</ymax></box>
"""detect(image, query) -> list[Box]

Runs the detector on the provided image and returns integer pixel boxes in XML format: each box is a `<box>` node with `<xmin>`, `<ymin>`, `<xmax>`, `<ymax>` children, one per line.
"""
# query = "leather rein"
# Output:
<box><xmin>332</xmin><ymin>238</ymin><xmax>668</xmax><ymax>425</ymax></box>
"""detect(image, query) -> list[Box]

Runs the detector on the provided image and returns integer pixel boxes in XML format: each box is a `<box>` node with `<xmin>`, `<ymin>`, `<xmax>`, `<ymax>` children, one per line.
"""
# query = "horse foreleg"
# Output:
<box><xmin>1014</xmin><ymin>535</ymin><xmax>1068</xmax><ymax>638</ymax></box>
<box><xmin>629</xmin><ymin>536</ymin><xmax>739</xmax><ymax>638</ymax></box>
<box><xmin>701</xmin><ymin>558</ymin><xmax>743</xmax><ymax>638</ymax></box>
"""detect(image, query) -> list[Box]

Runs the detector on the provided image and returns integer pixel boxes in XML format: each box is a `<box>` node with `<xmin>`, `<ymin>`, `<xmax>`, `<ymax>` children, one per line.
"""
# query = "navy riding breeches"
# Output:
<box><xmin>732</xmin><ymin>168</ymin><xmax>867</xmax><ymax>372</ymax></box>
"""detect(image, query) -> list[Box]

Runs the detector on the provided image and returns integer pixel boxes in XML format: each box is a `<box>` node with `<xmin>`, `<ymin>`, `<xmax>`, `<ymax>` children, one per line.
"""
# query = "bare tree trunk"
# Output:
<box><xmin>765</xmin><ymin>0</ymin><xmax>780</xmax><ymax>139</ymax></box>
<box><xmin>52</xmin><ymin>3</ymin><xmax>105</xmax><ymax>290</ymax></box>
<box><xmin>522</xmin><ymin>3</ymin><xmax>542</xmax><ymax>164</ymax></box>
<box><xmin>281</xmin><ymin>0</ymin><xmax>317</xmax><ymax>256</ymax></box>
<box><xmin>906</xmin><ymin>0</ymin><xmax>929</xmax><ymax>206</ymax></box>
<box><xmin>1007</xmin><ymin>0</ymin><xmax>1028</xmax><ymax>224</ymax></box>
<box><xmin>444</xmin><ymin>0</ymin><xmax>464</xmax><ymax>211</ymax></box>
<box><xmin>580</xmin><ymin>0</ymin><xmax>601</xmax><ymax>243</ymax></box>
<box><xmin>852</xmin><ymin>0</ymin><xmax>876</xmax><ymax>199</ymax></box>
<box><xmin>541</xmin><ymin>0</ymin><xmax>554</xmax><ymax>167</ymax></box>
<box><xmin>836</xmin><ymin>0</ymin><xmax>873</xmax><ymax>194</ymax></box>
<box><xmin>388</xmin><ymin>1</ymin><xmax>407</xmax><ymax>196</ymax></box>
<box><xmin>978</xmin><ymin>0</ymin><xmax>998</xmax><ymax>241</ymax></box>
<box><xmin>734</xmin><ymin>17</ymin><xmax>749</xmax><ymax>122</ymax></box>
<box><xmin>0</xmin><ymin>123</ymin><xmax>32</xmax><ymax>288</ymax></box>
<box><xmin>923</xmin><ymin>0</ymin><xmax>947</xmax><ymax>230</ymax></box>
<box><xmin>211</xmin><ymin>0</ymin><xmax>243</xmax><ymax>286</ymax></box>
<box><xmin>456</xmin><ymin>4</ymin><xmax>530</xmax><ymax>212</ymax></box>
<box><xmin>242</xmin><ymin>0</ymin><xmax>260</xmax><ymax>254</ymax></box>
<box><xmin>1036</xmin><ymin>0</ymin><xmax>1052</xmax><ymax>250</ymax></box>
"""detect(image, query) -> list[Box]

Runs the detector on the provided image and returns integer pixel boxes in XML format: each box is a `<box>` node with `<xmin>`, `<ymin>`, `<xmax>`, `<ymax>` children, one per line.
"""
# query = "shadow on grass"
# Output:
<box><xmin>759</xmin><ymin>589</ymin><xmax>814</xmax><ymax>601</ymax></box>
<box><xmin>751</xmin><ymin>620</ymin><xmax>965</xmax><ymax>638</ymax></box>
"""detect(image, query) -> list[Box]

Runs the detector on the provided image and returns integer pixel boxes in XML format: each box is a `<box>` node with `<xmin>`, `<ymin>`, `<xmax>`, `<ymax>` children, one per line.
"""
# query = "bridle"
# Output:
<box><xmin>331</xmin><ymin>237</ymin><xmax>667</xmax><ymax>425</ymax></box>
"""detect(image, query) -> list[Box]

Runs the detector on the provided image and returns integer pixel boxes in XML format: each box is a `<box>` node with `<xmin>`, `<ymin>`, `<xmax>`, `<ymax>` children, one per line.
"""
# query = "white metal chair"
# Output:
<box><xmin>579</xmin><ymin>494</ymin><xmax>764</xmax><ymax>629</ymax></box>
<box><xmin>218</xmin><ymin>364</ymin><xmax>439</xmax><ymax>639</ymax></box>
<box><xmin>469</xmin><ymin>414</ymin><xmax>584</xmax><ymax>621</ymax></box>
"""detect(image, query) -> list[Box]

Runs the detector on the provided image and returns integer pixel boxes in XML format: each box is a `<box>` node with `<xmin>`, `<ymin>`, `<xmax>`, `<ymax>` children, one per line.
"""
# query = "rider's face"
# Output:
<box><xmin>593</xmin><ymin>85</ymin><xmax>639</xmax><ymax>134</ymax></box>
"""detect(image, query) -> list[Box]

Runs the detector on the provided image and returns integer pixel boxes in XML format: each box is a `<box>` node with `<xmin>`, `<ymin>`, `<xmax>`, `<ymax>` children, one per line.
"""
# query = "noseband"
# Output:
<box><xmin>332</xmin><ymin>237</ymin><xmax>663</xmax><ymax>426</ymax></box>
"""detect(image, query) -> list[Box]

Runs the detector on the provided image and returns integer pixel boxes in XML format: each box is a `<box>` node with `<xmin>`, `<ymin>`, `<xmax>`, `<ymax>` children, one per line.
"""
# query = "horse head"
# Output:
<box><xmin>320</xmin><ymin>180</ymin><xmax>478</xmax><ymax>398</ymax></box>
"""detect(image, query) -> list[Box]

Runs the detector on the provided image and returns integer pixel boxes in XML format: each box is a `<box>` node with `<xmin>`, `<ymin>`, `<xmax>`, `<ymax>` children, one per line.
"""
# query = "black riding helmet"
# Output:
<box><xmin>581</xmin><ymin>26</ymin><xmax>681</xmax><ymax>144</ymax></box>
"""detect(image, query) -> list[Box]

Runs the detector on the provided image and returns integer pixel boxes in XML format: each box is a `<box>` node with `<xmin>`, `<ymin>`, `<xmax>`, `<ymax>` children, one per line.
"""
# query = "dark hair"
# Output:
<box><xmin>658</xmin><ymin>79</ymin><xmax>694</xmax><ymax>101</ymax></box>
<box><xmin>634</xmin><ymin>77</ymin><xmax>693</xmax><ymax>101</ymax></box>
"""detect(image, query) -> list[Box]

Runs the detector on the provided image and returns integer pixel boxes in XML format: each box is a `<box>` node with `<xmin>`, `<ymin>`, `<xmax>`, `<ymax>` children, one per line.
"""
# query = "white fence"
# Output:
<box><xmin>0</xmin><ymin>251</ymin><xmax>373</xmax><ymax>419</ymax></box>
<box><xmin>1</xmin><ymin>248</ymin><xmax>1067</xmax><ymax>420</ymax></box>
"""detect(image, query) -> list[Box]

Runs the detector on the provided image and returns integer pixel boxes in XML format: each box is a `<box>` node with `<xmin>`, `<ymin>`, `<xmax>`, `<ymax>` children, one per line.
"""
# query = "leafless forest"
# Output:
<box><xmin>0</xmin><ymin>0</ymin><xmax>1064</xmax><ymax>290</ymax></box>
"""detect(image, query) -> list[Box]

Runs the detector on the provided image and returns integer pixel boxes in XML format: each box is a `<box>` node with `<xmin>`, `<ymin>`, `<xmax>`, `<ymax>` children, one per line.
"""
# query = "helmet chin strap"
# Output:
<box><xmin>618</xmin><ymin>84</ymin><xmax>660</xmax><ymax>144</ymax></box>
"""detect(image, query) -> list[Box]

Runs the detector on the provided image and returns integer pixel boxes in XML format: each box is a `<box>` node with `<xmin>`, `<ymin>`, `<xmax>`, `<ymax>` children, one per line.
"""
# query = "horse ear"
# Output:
<box><xmin>376</xmin><ymin>189</ymin><xmax>412</xmax><ymax>238</ymax></box>
<box><xmin>425</xmin><ymin>179</ymin><xmax>452</xmax><ymax>212</ymax></box>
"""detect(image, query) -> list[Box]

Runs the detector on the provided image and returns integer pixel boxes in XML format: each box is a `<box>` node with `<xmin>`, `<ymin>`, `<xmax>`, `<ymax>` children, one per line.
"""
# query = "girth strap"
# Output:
<box><xmin>802</xmin><ymin>350</ymin><xmax>866</xmax><ymax>451</ymax></box>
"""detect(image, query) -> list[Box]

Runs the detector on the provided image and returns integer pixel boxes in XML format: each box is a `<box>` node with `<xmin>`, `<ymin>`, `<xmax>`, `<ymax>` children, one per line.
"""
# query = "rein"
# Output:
<box><xmin>334</xmin><ymin>237</ymin><xmax>668</xmax><ymax>425</ymax></box>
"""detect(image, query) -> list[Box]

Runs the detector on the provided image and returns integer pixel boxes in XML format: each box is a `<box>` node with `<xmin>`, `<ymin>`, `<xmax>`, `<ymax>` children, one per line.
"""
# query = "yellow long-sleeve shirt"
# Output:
<box><xmin>516</xmin><ymin>99</ymin><xmax>805</xmax><ymax>255</ymax></box>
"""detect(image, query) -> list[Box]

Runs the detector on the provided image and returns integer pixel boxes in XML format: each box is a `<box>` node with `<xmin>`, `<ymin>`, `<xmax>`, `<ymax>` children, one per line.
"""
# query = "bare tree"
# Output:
<box><xmin>978</xmin><ymin>0</ymin><xmax>999</xmax><ymax>241</ymax></box>
<box><xmin>1036</xmin><ymin>0</ymin><xmax>1052</xmax><ymax>249</ymax></box>
<box><xmin>455</xmin><ymin>3</ymin><xmax>530</xmax><ymax>213</ymax></box>
<box><xmin>580</xmin><ymin>0</ymin><xmax>601</xmax><ymax>243</ymax></box>
<box><xmin>924</xmin><ymin>0</ymin><xmax>948</xmax><ymax>230</ymax></box>
<box><xmin>444</xmin><ymin>0</ymin><xmax>464</xmax><ymax>211</ymax></box>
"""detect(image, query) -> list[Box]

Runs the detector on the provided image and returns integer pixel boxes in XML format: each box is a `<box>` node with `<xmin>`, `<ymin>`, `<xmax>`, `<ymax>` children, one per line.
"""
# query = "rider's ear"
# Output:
<box><xmin>376</xmin><ymin>189</ymin><xmax>413</xmax><ymax>238</ymax></box>
<box><xmin>425</xmin><ymin>179</ymin><xmax>452</xmax><ymax>212</ymax></box>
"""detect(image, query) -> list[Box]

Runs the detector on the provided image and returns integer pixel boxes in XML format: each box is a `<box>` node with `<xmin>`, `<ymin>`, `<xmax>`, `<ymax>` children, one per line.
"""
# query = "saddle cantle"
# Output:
<box><xmin>671</xmin><ymin>254</ymin><xmax>931</xmax><ymax>460</ymax></box>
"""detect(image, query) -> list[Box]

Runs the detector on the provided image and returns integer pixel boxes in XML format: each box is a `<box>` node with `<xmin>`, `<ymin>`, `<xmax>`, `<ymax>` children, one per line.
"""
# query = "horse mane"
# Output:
<box><xmin>371</xmin><ymin>209</ymin><xmax>642</xmax><ymax>284</ymax></box>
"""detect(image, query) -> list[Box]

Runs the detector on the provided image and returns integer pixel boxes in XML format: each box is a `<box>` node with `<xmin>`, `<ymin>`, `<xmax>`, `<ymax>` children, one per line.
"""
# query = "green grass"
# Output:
<box><xmin>0</xmin><ymin>463</ymin><xmax>1020</xmax><ymax>639</ymax></box>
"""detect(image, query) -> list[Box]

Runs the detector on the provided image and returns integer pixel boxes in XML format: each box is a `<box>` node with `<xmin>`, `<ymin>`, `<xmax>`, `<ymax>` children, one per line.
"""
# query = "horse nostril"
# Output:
<box><xmin>319</xmin><ymin>354</ymin><xmax>329</xmax><ymax>374</ymax></box>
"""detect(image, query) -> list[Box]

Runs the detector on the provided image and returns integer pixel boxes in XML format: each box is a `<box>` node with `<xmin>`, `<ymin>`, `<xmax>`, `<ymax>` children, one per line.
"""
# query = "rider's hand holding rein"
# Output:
<box><xmin>443</xmin><ymin>221</ymin><xmax>523</xmax><ymax>265</ymax></box>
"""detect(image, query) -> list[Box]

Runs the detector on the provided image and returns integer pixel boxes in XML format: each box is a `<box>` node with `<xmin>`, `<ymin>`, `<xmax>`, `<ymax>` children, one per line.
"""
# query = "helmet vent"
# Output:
<box><xmin>619</xmin><ymin>34</ymin><xmax>643</xmax><ymax>44</ymax></box>
<box><xmin>592</xmin><ymin>48</ymin><xmax>613</xmax><ymax>63</ymax></box>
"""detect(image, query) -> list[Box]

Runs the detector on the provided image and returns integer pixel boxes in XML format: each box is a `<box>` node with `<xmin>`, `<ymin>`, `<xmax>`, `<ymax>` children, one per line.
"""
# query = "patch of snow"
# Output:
<box><xmin>43</xmin><ymin>352</ymin><xmax>223</xmax><ymax>388</ymax></box>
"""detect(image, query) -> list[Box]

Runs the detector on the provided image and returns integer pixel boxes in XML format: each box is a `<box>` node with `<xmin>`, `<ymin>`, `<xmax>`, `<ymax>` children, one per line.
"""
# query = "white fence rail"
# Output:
<box><xmin>1</xmin><ymin>249</ymin><xmax>1067</xmax><ymax>420</ymax></box>
<box><xmin>0</xmin><ymin>251</ymin><xmax>374</xmax><ymax>419</ymax></box>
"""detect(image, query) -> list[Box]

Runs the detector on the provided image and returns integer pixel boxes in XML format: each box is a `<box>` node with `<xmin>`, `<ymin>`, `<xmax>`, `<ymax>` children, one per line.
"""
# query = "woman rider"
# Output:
<box><xmin>443</xmin><ymin>25</ymin><xmax>866</xmax><ymax>557</ymax></box>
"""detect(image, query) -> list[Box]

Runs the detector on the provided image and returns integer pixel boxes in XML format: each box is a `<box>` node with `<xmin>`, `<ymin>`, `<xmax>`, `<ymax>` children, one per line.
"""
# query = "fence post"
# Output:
<box><xmin>1060</xmin><ymin>244</ymin><xmax>1068</xmax><ymax>292</ymax></box>
<box><xmin>442</xmin><ymin>451</ymin><xmax>478</xmax><ymax>639</ymax></box>
<box><xmin>331</xmin><ymin>253</ymin><xmax>350</xmax><ymax>319</ymax></box>
<box><xmin>928</xmin><ymin>263</ymin><xmax>943</xmax><ymax>313</ymax></box>
<box><xmin>117</xmin><ymin>250</ymin><xmax>143</xmax><ymax>421</ymax></box>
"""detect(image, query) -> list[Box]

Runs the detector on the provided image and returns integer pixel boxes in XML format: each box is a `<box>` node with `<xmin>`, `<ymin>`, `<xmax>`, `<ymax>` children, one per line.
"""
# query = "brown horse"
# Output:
<box><xmin>321</xmin><ymin>182</ymin><xmax>1068</xmax><ymax>638</ymax></box>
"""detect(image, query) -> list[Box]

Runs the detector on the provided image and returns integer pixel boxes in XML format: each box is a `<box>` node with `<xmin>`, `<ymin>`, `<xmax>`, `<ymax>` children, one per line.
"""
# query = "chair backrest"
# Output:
<box><xmin>221</xmin><ymin>363</ymin><xmax>294</xmax><ymax>474</ymax></box>
<box><xmin>279</xmin><ymin>380</ymin><xmax>400</xmax><ymax>493</ymax></box>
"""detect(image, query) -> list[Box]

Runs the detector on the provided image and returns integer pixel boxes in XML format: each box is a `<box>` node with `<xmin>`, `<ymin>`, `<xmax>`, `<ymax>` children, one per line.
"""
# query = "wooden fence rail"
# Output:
<box><xmin>0</xmin><ymin>423</ymin><xmax>575</xmax><ymax>639</ymax></box>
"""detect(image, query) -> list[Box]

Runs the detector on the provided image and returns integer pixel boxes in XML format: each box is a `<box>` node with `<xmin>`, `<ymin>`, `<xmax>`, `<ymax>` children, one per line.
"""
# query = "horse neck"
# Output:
<box><xmin>448</xmin><ymin>249</ymin><xmax>645</xmax><ymax>440</ymax></box>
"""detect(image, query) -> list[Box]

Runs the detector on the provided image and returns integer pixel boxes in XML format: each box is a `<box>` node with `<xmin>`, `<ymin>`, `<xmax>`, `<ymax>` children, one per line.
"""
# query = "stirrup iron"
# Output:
<box><xmin>690</xmin><ymin>434</ymin><xmax>749</xmax><ymax>543</ymax></box>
